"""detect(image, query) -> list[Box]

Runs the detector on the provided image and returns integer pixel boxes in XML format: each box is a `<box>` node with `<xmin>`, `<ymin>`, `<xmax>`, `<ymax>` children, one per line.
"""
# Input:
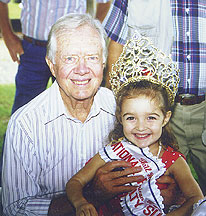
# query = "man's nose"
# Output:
<box><xmin>75</xmin><ymin>57</ymin><xmax>89</xmax><ymax>75</ymax></box>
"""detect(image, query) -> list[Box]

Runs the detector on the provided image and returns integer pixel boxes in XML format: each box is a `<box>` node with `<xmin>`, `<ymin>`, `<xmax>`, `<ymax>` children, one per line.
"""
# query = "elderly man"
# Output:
<box><xmin>0</xmin><ymin>0</ymin><xmax>111</xmax><ymax>114</ymax></box>
<box><xmin>2</xmin><ymin>13</ymin><xmax>143</xmax><ymax>216</ymax></box>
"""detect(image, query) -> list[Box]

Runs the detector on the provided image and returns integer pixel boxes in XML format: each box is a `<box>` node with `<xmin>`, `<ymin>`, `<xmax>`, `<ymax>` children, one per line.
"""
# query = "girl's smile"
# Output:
<box><xmin>121</xmin><ymin>95</ymin><xmax>171</xmax><ymax>155</ymax></box>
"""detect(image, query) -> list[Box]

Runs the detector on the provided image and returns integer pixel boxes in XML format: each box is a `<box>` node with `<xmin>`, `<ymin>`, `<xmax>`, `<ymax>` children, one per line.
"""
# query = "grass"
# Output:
<box><xmin>0</xmin><ymin>84</ymin><xmax>15</xmax><ymax>155</ymax></box>
<box><xmin>8</xmin><ymin>0</ymin><xmax>22</xmax><ymax>20</ymax></box>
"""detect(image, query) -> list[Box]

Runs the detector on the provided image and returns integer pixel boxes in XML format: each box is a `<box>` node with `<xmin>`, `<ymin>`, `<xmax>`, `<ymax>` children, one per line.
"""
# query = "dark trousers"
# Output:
<box><xmin>11</xmin><ymin>39</ymin><xmax>54</xmax><ymax>114</ymax></box>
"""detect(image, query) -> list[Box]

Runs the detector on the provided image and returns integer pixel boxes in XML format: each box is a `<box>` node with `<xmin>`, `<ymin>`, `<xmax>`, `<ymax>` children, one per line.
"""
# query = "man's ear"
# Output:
<box><xmin>103</xmin><ymin>62</ymin><xmax>106</xmax><ymax>69</ymax></box>
<box><xmin>46</xmin><ymin>57</ymin><xmax>56</xmax><ymax>77</ymax></box>
<box><xmin>163</xmin><ymin>111</ymin><xmax>172</xmax><ymax>127</ymax></box>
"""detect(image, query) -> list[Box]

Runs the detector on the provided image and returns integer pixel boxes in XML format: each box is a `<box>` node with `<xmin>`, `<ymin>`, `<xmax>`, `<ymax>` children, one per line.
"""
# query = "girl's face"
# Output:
<box><xmin>120</xmin><ymin>95</ymin><xmax>171</xmax><ymax>152</ymax></box>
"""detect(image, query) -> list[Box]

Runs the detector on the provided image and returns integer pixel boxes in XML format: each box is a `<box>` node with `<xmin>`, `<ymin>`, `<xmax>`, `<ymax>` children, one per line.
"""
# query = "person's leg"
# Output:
<box><xmin>170</xmin><ymin>104</ymin><xmax>189</xmax><ymax>156</ymax></box>
<box><xmin>11</xmin><ymin>40</ymin><xmax>52</xmax><ymax>114</ymax></box>
<box><xmin>187</xmin><ymin>101</ymin><xmax>206</xmax><ymax>194</ymax></box>
<box><xmin>171</xmin><ymin>101</ymin><xmax>206</xmax><ymax>195</ymax></box>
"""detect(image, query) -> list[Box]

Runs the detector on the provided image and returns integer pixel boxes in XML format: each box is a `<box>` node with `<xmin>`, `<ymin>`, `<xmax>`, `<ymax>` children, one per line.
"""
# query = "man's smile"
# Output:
<box><xmin>72</xmin><ymin>79</ymin><xmax>90</xmax><ymax>85</ymax></box>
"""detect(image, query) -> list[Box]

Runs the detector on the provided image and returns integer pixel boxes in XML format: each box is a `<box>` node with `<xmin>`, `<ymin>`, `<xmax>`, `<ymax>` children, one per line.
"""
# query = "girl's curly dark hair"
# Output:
<box><xmin>109</xmin><ymin>80</ymin><xmax>179</xmax><ymax>151</ymax></box>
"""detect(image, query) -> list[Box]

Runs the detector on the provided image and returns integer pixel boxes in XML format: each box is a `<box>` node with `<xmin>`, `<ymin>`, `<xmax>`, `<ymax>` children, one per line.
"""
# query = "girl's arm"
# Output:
<box><xmin>66</xmin><ymin>153</ymin><xmax>105</xmax><ymax>216</ymax></box>
<box><xmin>166</xmin><ymin>157</ymin><xmax>204</xmax><ymax>216</ymax></box>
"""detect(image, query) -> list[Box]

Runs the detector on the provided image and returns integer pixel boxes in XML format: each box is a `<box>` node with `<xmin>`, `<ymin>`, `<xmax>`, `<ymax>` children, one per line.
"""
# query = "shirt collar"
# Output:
<box><xmin>44</xmin><ymin>83</ymin><xmax>115</xmax><ymax>124</ymax></box>
<box><xmin>44</xmin><ymin>81</ymin><xmax>66</xmax><ymax>124</ymax></box>
<box><xmin>93</xmin><ymin>87</ymin><xmax>116</xmax><ymax>115</ymax></box>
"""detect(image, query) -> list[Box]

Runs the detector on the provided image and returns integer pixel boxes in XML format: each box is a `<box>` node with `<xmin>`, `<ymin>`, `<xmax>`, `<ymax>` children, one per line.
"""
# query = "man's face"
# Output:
<box><xmin>50</xmin><ymin>25</ymin><xmax>104</xmax><ymax>102</ymax></box>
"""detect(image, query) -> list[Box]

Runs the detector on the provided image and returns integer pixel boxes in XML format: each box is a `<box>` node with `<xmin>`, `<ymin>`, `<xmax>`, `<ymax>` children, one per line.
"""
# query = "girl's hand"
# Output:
<box><xmin>76</xmin><ymin>202</ymin><xmax>98</xmax><ymax>216</ymax></box>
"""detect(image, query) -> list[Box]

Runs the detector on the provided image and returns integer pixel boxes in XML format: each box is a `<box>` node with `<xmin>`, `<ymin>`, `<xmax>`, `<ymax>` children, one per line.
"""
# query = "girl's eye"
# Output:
<box><xmin>126</xmin><ymin>116</ymin><xmax>135</xmax><ymax>121</ymax></box>
<box><xmin>148</xmin><ymin>116</ymin><xmax>156</xmax><ymax>120</ymax></box>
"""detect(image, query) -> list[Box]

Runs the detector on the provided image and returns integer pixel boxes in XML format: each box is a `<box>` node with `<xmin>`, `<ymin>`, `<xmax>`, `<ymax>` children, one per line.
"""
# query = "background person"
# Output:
<box><xmin>0</xmin><ymin>0</ymin><xmax>111</xmax><ymax>114</ymax></box>
<box><xmin>103</xmin><ymin>0</ymin><xmax>206</xmax><ymax>195</ymax></box>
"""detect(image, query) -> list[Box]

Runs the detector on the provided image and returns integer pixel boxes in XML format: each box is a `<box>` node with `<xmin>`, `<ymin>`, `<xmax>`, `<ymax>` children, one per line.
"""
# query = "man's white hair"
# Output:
<box><xmin>46</xmin><ymin>13</ymin><xmax>107</xmax><ymax>64</ymax></box>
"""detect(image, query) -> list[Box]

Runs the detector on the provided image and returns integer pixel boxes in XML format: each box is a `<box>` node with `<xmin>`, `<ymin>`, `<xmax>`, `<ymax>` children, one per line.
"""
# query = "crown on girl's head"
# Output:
<box><xmin>109</xmin><ymin>34</ymin><xmax>180</xmax><ymax>104</ymax></box>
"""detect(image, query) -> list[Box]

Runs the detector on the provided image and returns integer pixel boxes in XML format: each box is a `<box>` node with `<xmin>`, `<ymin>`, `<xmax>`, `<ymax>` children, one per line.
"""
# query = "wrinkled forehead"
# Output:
<box><xmin>56</xmin><ymin>25</ymin><xmax>103</xmax><ymax>54</ymax></box>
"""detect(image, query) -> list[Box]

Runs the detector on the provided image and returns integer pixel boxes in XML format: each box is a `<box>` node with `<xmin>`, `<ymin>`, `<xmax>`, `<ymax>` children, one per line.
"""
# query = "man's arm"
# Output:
<box><xmin>2</xmin><ymin>120</ymin><xmax>51</xmax><ymax>215</ymax></box>
<box><xmin>48</xmin><ymin>161</ymin><xmax>183</xmax><ymax>215</ymax></box>
<box><xmin>105</xmin><ymin>39</ymin><xmax>123</xmax><ymax>88</ymax></box>
<box><xmin>48</xmin><ymin>161</ymin><xmax>143</xmax><ymax>215</ymax></box>
<box><xmin>0</xmin><ymin>2</ymin><xmax>23</xmax><ymax>63</ymax></box>
<box><xmin>95</xmin><ymin>1</ymin><xmax>111</xmax><ymax>23</ymax></box>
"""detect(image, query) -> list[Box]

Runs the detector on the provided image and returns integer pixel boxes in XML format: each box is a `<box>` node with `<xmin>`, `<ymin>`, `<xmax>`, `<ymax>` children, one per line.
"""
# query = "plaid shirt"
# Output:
<box><xmin>1</xmin><ymin>0</ymin><xmax>109</xmax><ymax>41</ymax></box>
<box><xmin>103</xmin><ymin>0</ymin><xmax>206</xmax><ymax>95</ymax></box>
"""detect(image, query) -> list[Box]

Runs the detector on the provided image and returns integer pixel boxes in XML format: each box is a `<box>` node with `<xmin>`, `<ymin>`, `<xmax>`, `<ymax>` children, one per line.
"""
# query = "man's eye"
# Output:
<box><xmin>64</xmin><ymin>56</ymin><xmax>77</xmax><ymax>64</ymax></box>
<box><xmin>86</xmin><ymin>55</ymin><xmax>99</xmax><ymax>62</ymax></box>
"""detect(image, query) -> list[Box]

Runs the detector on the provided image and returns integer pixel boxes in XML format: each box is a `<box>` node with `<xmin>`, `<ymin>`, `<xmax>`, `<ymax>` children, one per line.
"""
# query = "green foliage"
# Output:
<box><xmin>8</xmin><ymin>1</ymin><xmax>21</xmax><ymax>19</ymax></box>
<box><xmin>187</xmin><ymin>155</ymin><xmax>199</xmax><ymax>182</ymax></box>
<box><xmin>0</xmin><ymin>84</ymin><xmax>15</xmax><ymax>155</ymax></box>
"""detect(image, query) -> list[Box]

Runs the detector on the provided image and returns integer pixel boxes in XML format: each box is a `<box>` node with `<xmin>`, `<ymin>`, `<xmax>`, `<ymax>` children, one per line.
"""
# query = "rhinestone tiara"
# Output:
<box><xmin>109</xmin><ymin>33</ymin><xmax>180</xmax><ymax>104</ymax></box>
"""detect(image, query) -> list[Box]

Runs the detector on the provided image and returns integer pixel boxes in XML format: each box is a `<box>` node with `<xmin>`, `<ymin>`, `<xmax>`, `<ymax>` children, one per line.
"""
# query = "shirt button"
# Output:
<box><xmin>186</xmin><ymin>8</ymin><xmax>189</xmax><ymax>14</ymax></box>
<box><xmin>50</xmin><ymin>10</ymin><xmax>54</xmax><ymax>13</ymax></box>
<box><xmin>186</xmin><ymin>31</ymin><xmax>190</xmax><ymax>37</ymax></box>
<box><xmin>187</xmin><ymin>55</ymin><xmax>191</xmax><ymax>61</ymax></box>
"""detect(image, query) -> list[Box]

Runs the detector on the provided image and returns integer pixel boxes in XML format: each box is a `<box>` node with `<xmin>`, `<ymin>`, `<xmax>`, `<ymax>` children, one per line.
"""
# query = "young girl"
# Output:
<box><xmin>66</xmin><ymin>35</ymin><xmax>203</xmax><ymax>216</ymax></box>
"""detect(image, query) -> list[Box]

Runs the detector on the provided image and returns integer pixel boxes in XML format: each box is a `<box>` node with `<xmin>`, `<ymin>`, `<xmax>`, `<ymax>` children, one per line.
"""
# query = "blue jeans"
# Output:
<box><xmin>11</xmin><ymin>39</ymin><xmax>54</xmax><ymax>114</ymax></box>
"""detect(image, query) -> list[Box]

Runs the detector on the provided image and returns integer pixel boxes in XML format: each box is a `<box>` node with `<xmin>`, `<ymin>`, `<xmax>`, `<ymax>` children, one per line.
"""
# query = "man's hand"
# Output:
<box><xmin>90</xmin><ymin>160</ymin><xmax>144</xmax><ymax>202</ymax></box>
<box><xmin>105</xmin><ymin>40</ymin><xmax>123</xmax><ymax>88</ymax></box>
